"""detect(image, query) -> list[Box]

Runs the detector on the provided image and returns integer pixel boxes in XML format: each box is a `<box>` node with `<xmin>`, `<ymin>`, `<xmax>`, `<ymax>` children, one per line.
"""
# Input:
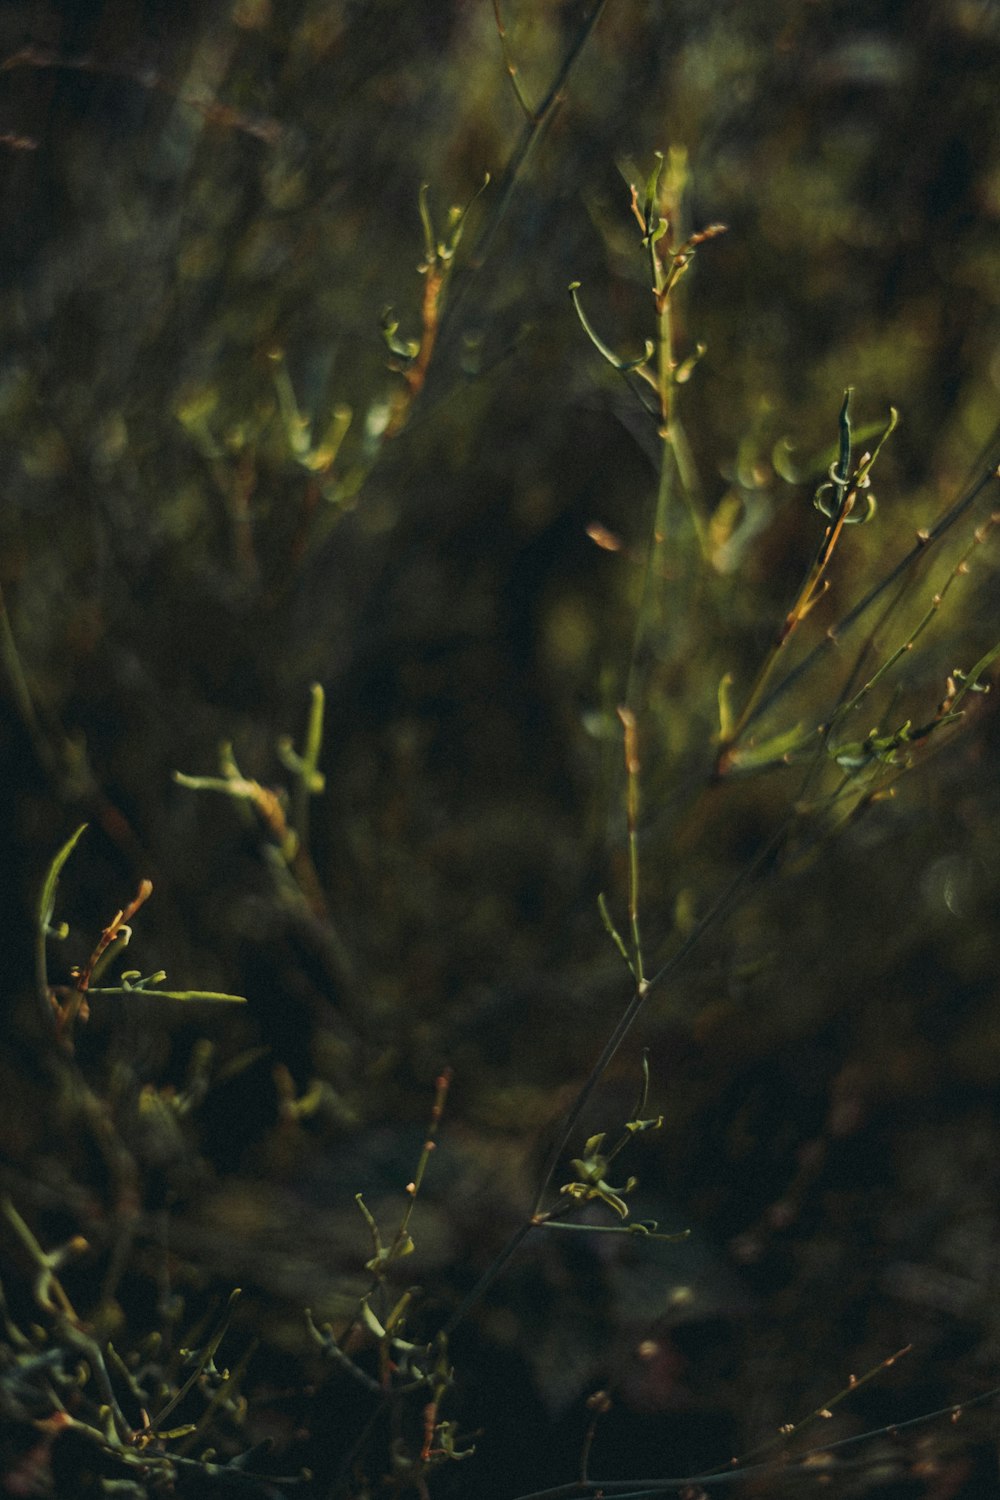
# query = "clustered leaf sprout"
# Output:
<box><xmin>38</xmin><ymin>824</ymin><xmax>246</xmax><ymax>1045</ymax></box>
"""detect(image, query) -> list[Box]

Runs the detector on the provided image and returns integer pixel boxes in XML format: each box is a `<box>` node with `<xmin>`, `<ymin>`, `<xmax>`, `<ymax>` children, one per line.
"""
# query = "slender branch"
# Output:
<box><xmin>506</xmin><ymin>1375</ymin><xmax>1000</xmax><ymax>1498</ymax></box>
<box><xmin>0</xmin><ymin>580</ymin><xmax>48</xmax><ymax>768</ymax></box>
<box><xmin>531</xmin><ymin>810</ymin><xmax>792</xmax><ymax>1221</ymax></box>
<box><xmin>440</xmin><ymin>1218</ymin><xmax>537</xmax><ymax>1340</ymax></box>
<box><xmin>742</xmin><ymin>456</ymin><xmax>1000</xmax><ymax>737</ymax></box>
<box><xmin>719</xmin><ymin>391</ymin><xmax>894</xmax><ymax>769</ymax></box>
<box><xmin>436</xmin><ymin>0</ymin><xmax>609</xmax><ymax>351</ymax></box>
<box><xmin>492</xmin><ymin>0</ymin><xmax>537</xmax><ymax>122</ymax></box>
<box><xmin>616</xmin><ymin>707</ymin><xmax>644</xmax><ymax>983</ymax></box>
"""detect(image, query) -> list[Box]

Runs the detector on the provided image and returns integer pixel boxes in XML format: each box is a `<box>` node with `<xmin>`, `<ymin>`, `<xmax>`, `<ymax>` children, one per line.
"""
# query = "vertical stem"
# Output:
<box><xmin>623</xmin><ymin>446</ymin><xmax>674</xmax><ymax>716</ymax></box>
<box><xmin>624</xmin><ymin>165</ymin><xmax>710</xmax><ymax>717</ymax></box>
<box><xmin>294</xmin><ymin>681</ymin><xmax>326</xmax><ymax>853</ymax></box>
<box><xmin>395</xmin><ymin>1068</ymin><xmax>452</xmax><ymax>1249</ymax></box>
<box><xmin>0</xmin><ymin>581</ymin><xmax>45</xmax><ymax>758</ymax></box>
<box><xmin>616</xmin><ymin>707</ymin><xmax>644</xmax><ymax>985</ymax></box>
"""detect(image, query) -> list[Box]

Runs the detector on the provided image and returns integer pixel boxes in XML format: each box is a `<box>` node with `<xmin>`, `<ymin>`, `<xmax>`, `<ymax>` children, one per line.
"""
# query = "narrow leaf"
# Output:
<box><xmin>86</xmin><ymin>988</ymin><xmax>247</xmax><ymax>1003</ymax></box>
<box><xmin>597</xmin><ymin>891</ymin><xmax>636</xmax><ymax>976</ymax></box>
<box><xmin>39</xmin><ymin>823</ymin><xmax>87</xmax><ymax>939</ymax></box>
<box><xmin>569</xmin><ymin>283</ymin><xmax>653</xmax><ymax>372</ymax></box>
<box><xmin>642</xmin><ymin>152</ymin><xmax>664</xmax><ymax>239</ymax></box>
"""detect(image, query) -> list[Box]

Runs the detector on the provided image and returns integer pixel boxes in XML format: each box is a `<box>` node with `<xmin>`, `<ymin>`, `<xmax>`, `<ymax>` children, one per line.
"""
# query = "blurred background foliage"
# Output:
<box><xmin>2</xmin><ymin>0</ymin><xmax>1000</xmax><ymax>1495</ymax></box>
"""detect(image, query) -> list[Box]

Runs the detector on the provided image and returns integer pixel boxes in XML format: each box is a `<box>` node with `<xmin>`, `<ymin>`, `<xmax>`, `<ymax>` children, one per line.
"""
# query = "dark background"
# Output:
<box><xmin>2</xmin><ymin>2</ymin><xmax>1000</xmax><ymax>1496</ymax></box>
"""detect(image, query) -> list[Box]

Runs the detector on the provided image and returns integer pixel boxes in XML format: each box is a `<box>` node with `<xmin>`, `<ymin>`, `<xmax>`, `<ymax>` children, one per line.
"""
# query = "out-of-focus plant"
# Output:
<box><xmin>4</xmin><ymin>6</ymin><xmax>1000</xmax><ymax>1499</ymax></box>
<box><xmin>0</xmin><ymin>831</ymin><xmax>310</xmax><ymax>1498</ymax></box>
<box><xmin>0</xmin><ymin>1196</ymin><xmax>309</xmax><ymax>1497</ymax></box>
<box><xmin>162</xmin><ymin>110</ymin><xmax>1000</xmax><ymax>1495</ymax></box>
<box><xmin>305</xmin><ymin>1070</ymin><xmax>478</xmax><ymax>1500</ymax></box>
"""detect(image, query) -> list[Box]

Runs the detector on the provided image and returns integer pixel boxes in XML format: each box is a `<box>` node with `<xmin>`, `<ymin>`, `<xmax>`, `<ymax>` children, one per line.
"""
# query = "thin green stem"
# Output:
<box><xmin>741</xmin><ymin>460</ymin><xmax>1000</xmax><ymax>737</ymax></box>
<box><xmin>438</xmin><ymin>0</ymin><xmax>609</xmax><ymax>352</ymax></box>
<box><xmin>395</xmin><ymin>1068</ymin><xmax>451</xmax><ymax>1250</ymax></box>
<box><xmin>829</xmin><ymin>506</ymin><xmax>1000</xmax><ymax>737</ymax></box>
<box><xmin>617</xmin><ymin>707</ymin><xmax>644</xmax><ymax>983</ymax></box>
<box><xmin>622</xmin><ymin>448</ymin><xmax>674</xmax><ymax>716</ymax></box>
<box><xmin>529</xmin><ymin>808</ymin><xmax>792</xmax><ymax>1226</ymax></box>
<box><xmin>439</xmin><ymin>1217</ymin><xmax>537</xmax><ymax>1341</ymax></box>
<box><xmin>0</xmin><ymin>581</ymin><xmax>46</xmax><ymax>762</ymax></box>
<box><xmin>491</xmin><ymin>0</ymin><xmax>536</xmax><ymax>122</ymax></box>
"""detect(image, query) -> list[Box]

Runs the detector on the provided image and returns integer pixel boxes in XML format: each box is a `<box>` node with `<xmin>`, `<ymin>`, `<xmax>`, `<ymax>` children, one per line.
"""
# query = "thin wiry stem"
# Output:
<box><xmin>508</xmin><ymin>1375</ymin><xmax>1000</xmax><ymax>1499</ymax></box>
<box><xmin>617</xmin><ymin>707</ymin><xmax>645</xmax><ymax>984</ymax></box>
<box><xmin>743</xmin><ymin>452</ymin><xmax>1000</xmax><ymax>737</ymax></box>
<box><xmin>436</xmin><ymin>0</ymin><xmax>609</xmax><ymax>352</ymax></box>
<box><xmin>492</xmin><ymin>0</ymin><xmax>537</xmax><ymax>122</ymax></box>
<box><xmin>531</xmin><ymin>810</ymin><xmax>793</xmax><ymax>1220</ymax></box>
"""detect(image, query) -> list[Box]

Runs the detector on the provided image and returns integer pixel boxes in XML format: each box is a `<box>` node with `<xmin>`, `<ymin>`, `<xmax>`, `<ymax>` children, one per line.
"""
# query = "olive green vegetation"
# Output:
<box><xmin>2</xmin><ymin>2</ymin><xmax>1000</xmax><ymax>1496</ymax></box>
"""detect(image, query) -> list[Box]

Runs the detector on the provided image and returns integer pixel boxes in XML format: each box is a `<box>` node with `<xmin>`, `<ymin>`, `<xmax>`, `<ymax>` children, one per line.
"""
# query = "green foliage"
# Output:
<box><xmin>0</xmin><ymin>1215</ymin><xmax>307</xmax><ymax>1495</ymax></box>
<box><xmin>35</xmin><ymin>825</ymin><xmax>245</xmax><ymax>1045</ymax></box>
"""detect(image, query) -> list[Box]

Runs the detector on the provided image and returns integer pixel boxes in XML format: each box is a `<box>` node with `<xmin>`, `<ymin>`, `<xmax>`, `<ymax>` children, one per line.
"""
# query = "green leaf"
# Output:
<box><xmin>626</xmin><ymin>1222</ymin><xmax>691</xmax><ymax>1242</ymax></box>
<box><xmin>360</xmin><ymin>1296</ymin><xmax>386</xmax><ymax>1340</ymax></box>
<box><xmin>642</xmin><ymin>152</ymin><xmax>664</xmax><ymax>238</ymax></box>
<box><xmin>380</xmin><ymin>308</ymin><xmax>419</xmax><ymax>363</ymax></box>
<box><xmin>417</xmin><ymin>181</ymin><xmax>435</xmax><ymax>264</ymax></box>
<box><xmin>569</xmin><ymin>283</ymin><xmax>654</xmax><ymax>373</ymax></box>
<box><xmin>39</xmin><ymin>823</ymin><xmax>87</xmax><ymax>940</ymax></box>
<box><xmin>674</xmin><ymin>341</ymin><xmax>706</xmax><ymax>385</ymax></box>
<box><xmin>726</xmin><ymin>722</ymin><xmax>809</xmax><ymax>773</ymax></box>
<box><xmin>86</xmin><ymin>987</ymin><xmax>247</xmax><ymax>1003</ymax></box>
<box><xmin>854</xmin><ymin>403</ymin><xmax>900</xmax><ymax>488</ymax></box>
<box><xmin>444</xmin><ymin>170</ymin><xmax>490</xmax><ymax>255</ymax></box>
<box><xmin>631</xmin><ymin>1048</ymin><xmax>652</xmax><ymax>1123</ymax></box>
<box><xmin>774</xmin><ymin>418</ymin><xmax>898</xmax><ymax>486</ymax></box>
